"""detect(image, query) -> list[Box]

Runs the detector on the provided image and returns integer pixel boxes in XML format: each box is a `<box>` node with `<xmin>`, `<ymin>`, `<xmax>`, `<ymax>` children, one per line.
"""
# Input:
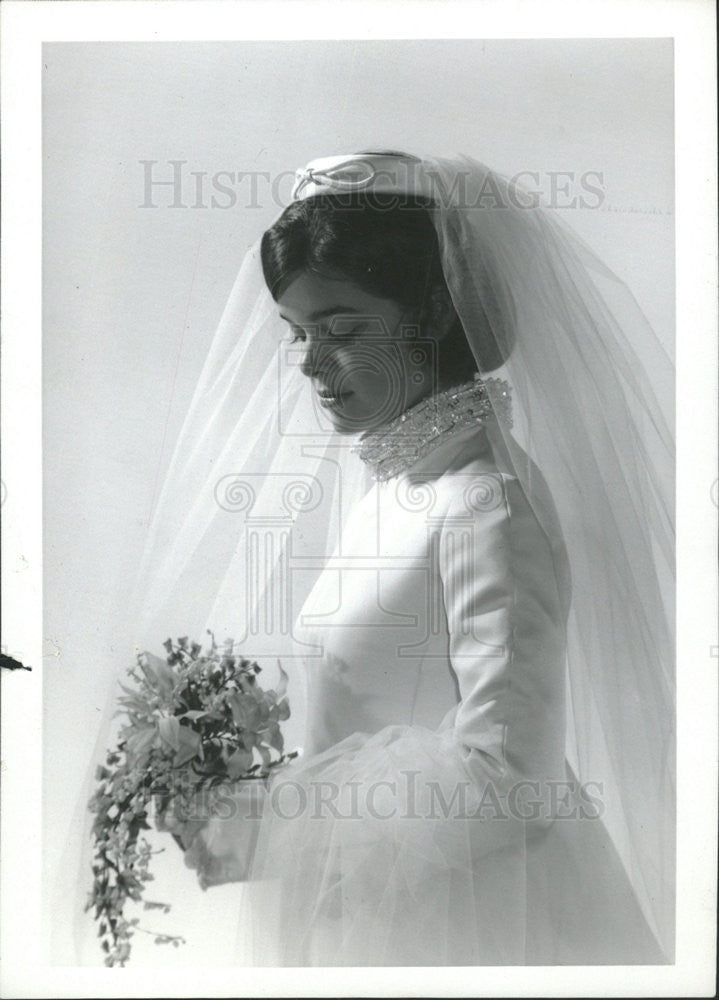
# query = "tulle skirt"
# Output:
<box><xmin>238</xmin><ymin>725</ymin><xmax>666</xmax><ymax>966</ymax></box>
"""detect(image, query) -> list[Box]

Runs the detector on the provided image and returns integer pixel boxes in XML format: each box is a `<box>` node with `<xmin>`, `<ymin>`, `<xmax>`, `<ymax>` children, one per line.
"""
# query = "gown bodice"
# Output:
<box><xmin>293</xmin><ymin>422</ymin><xmax>571</xmax><ymax>787</ymax></box>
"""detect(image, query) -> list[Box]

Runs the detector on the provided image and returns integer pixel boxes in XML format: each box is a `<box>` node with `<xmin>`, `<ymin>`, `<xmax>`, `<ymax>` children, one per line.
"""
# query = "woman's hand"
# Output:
<box><xmin>154</xmin><ymin>796</ymin><xmax>207</xmax><ymax>850</ymax></box>
<box><xmin>171</xmin><ymin>781</ymin><xmax>266</xmax><ymax>890</ymax></box>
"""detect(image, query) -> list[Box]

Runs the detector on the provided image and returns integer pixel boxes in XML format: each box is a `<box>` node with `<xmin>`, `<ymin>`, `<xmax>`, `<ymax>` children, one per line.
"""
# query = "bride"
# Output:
<box><xmin>130</xmin><ymin>152</ymin><xmax>675</xmax><ymax>966</ymax></box>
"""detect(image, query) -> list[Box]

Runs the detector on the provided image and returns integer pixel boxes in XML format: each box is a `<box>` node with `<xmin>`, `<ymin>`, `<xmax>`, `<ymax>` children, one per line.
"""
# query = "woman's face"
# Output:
<box><xmin>277</xmin><ymin>270</ymin><xmax>433</xmax><ymax>434</ymax></box>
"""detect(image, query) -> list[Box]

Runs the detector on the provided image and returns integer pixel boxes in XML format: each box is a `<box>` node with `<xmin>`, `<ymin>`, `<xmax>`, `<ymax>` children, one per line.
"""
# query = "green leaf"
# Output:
<box><xmin>276</xmin><ymin>660</ymin><xmax>289</xmax><ymax>697</ymax></box>
<box><xmin>226</xmin><ymin>749</ymin><xmax>253</xmax><ymax>780</ymax></box>
<box><xmin>157</xmin><ymin>716</ymin><xmax>181</xmax><ymax>751</ymax></box>
<box><xmin>138</xmin><ymin>652</ymin><xmax>176</xmax><ymax>701</ymax></box>
<box><xmin>268</xmin><ymin>724</ymin><xmax>285</xmax><ymax>753</ymax></box>
<box><xmin>172</xmin><ymin>726</ymin><xmax>203</xmax><ymax>767</ymax></box>
<box><xmin>228</xmin><ymin>692</ymin><xmax>251</xmax><ymax>729</ymax></box>
<box><xmin>126</xmin><ymin>723</ymin><xmax>159</xmax><ymax>754</ymax></box>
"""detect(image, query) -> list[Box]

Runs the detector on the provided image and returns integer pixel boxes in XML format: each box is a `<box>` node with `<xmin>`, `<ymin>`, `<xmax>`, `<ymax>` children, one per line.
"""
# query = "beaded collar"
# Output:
<box><xmin>355</xmin><ymin>375</ymin><xmax>512</xmax><ymax>482</ymax></box>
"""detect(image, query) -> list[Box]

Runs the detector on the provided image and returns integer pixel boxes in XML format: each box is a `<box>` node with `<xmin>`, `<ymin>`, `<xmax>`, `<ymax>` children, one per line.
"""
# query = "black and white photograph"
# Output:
<box><xmin>1</xmin><ymin>2</ymin><xmax>716</xmax><ymax>996</ymax></box>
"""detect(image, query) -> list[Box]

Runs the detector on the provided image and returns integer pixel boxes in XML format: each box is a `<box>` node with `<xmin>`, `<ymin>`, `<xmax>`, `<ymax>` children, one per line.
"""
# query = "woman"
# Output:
<box><xmin>135</xmin><ymin>153</ymin><xmax>675</xmax><ymax>966</ymax></box>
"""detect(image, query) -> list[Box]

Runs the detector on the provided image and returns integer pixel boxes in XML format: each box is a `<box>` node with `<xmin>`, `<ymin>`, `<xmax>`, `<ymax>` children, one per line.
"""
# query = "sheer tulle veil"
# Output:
<box><xmin>77</xmin><ymin>153</ymin><xmax>675</xmax><ymax>963</ymax></box>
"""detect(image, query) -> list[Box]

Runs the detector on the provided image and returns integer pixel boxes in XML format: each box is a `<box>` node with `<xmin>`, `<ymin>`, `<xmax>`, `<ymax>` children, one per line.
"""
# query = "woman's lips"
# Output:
<box><xmin>316</xmin><ymin>387</ymin><xmax>352</xmax><ymax>407</ymax></box>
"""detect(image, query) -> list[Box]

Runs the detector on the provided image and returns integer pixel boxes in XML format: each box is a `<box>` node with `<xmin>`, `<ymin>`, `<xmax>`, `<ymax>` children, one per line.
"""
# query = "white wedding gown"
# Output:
<box><xmin>238</xmin><ymin>420</ymin><xmax>665</xmax><ymax>966</ymax></box>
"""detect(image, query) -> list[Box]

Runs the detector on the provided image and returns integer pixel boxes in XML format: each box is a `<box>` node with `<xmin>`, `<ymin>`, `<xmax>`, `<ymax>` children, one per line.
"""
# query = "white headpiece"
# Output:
<box><xmin>291</xmin><ymin>151</ymin><xmax>424</xmax><ymax>200</ymax></box>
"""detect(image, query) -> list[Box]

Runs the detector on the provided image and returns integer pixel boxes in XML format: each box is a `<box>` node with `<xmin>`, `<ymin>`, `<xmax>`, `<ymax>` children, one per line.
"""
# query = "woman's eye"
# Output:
<box><xmin>329</xmin><ymin>323</ymin><xmax>364</xmax><ymax>339</ymax></box>
<box><xmin>285</xmin><ymin>321</ymin><xmax>364</xmax><ymax>344</ymax></box>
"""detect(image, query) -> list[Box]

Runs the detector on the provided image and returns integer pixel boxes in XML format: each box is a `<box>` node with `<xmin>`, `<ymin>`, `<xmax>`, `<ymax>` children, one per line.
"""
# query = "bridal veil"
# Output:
<box><xmin>93</xmin><ymin>153</ymin><xmax>675</xmax><ymax>963</ymax></box>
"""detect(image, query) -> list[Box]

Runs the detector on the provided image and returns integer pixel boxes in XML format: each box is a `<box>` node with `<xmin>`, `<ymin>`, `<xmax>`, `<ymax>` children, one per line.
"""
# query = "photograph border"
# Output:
<box><xmin>1</xmin><ymin>1</ymin><xmax>716</xmax><ymax>997</ymax></box>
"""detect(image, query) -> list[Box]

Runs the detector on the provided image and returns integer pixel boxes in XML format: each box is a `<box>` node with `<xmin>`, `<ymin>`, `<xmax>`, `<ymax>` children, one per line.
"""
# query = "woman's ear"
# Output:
<box><xmin>424</xmin><ymin>284</ymin><xmax>458</xmax><ymax>341</ymax></box>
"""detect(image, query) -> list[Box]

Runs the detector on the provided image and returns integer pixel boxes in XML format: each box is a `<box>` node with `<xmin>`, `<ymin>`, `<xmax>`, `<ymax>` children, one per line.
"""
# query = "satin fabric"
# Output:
<box><xmin>239</xmin><ymin>425</ymin><xmax>664</xmax><ymax>965</ymax></box>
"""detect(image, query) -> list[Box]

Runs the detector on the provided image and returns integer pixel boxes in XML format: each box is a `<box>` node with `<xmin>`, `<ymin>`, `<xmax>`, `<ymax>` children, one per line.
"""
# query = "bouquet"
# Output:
<box><xmin>86</xmin><ymin>634</ymin><xmax>295</xmax><ymax>967</ymax></box>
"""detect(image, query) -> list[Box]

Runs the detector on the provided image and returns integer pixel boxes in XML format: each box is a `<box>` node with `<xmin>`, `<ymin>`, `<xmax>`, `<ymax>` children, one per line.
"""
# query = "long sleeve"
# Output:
<box><xmin>437</xmin><ymin>462</ymin><xmax>569</xmax><ymax>787</ymax></box>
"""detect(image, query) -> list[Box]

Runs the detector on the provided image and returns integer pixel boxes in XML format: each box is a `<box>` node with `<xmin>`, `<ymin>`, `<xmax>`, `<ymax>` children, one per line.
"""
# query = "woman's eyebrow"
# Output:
<box><xmin>279</xmin><ymin>306</ymin><xmax>362</xmax><ymax>323</ymax></box>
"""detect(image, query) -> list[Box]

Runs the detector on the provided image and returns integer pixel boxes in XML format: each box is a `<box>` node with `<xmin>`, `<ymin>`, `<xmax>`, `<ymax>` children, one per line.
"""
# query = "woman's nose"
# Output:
<box><xmin>298</xmin><ymin>339</ymin><xmax>315</xmax><ymax>378</ymax></box>
<box><xmin>298</xmin><ymin>338</ymin><xmax>326</xmax><ymax>379</ymax></box>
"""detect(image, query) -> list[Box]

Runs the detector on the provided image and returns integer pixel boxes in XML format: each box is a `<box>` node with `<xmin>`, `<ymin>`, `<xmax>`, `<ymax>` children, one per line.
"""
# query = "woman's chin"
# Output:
<box><xmin>320</xmin><ymin>400</ymin><xmax>370</xmax><ymax>435</ymax></box>
<box><xmin>329</xmin><ymin>412</ymin><xmax>393</xmax><ymax>435</ymax></box>
<box><xmin>322</xmin><ymin>396</ymin><xmax>413</xmax><ymax>435</ymax></box>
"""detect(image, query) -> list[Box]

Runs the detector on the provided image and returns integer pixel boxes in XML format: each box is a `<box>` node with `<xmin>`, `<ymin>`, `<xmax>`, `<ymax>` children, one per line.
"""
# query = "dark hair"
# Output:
<box><xmin>260</xmin><ymin>193</ymin><xmax>506</xmax><ymax>378</ymax></box>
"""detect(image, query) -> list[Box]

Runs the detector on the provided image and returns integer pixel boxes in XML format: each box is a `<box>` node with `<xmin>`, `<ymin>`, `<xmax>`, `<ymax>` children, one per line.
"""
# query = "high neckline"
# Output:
<box><xmin>355</xmin><ymin>376</ymin><xmax>512</xmax><ymax>482</ymax></box>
